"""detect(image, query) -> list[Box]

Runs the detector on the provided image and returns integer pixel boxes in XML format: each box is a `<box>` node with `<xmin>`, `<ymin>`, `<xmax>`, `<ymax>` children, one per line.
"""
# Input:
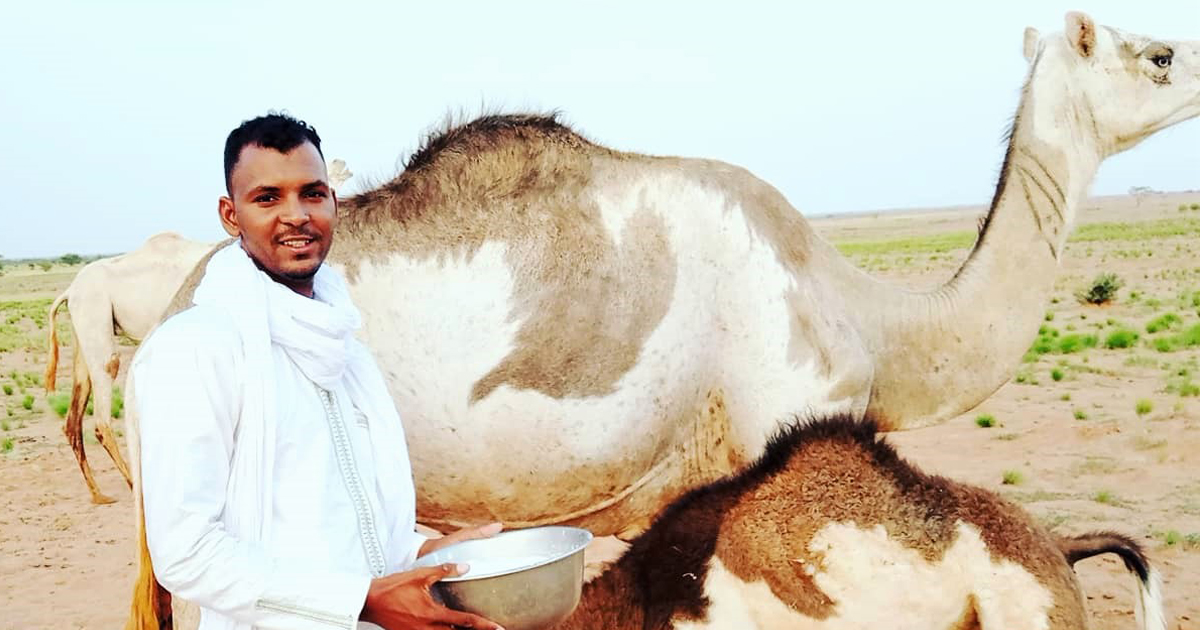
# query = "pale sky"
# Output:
<box><xmin>1</xmin><ymin>1</ymin><xmax>1197</xmax><ymax>258</ymax></box>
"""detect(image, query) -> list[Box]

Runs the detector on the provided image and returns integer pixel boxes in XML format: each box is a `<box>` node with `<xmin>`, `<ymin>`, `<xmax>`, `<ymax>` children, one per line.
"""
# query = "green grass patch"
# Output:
<box><xmin>1104</xmin><ymin>329</ymin><xmax>1139</xmax><ymax>349</ymax></box>
<box><xmin>975</xmin><ymin>414</ymin><xmax>996</xmax><ymax>428</ymax></box>
<box><xmin>2</xmin><ymin>384</ymin><xmax>10</xmax><ymax>396</ymax></box>
<box><xmin>833</xmin><ymin>231</ymin><xmax>976</xmax><ymax>256</ymax></box>
<box><xmin>47</xmin><ymin>393</ymin><xmax>69</xmax><ymax>417</ymax></box>
<box><xmin>1056</xmin><ymin>334</ymin><xmax>1098</xmax><ymax>354</ymax></box>
<box><xmin>1074</xmin><ymin>409</ymin><xmax>1088</xmax><ymax>420</ymax></box>
<box><xmin>20</xmin><ymin>394</ymin><xmax>33</xmax><ymax>411</ymax></box>
<box><xmin>1093</xmin><ymin>489</ymin><xmax>1118</xmax><ymax>504</ymax></box>
<box><xmin>1</xmin><ymin>437</ymin><xmax>12</xmax><ymax>453</ymax></box>
<box><xmin>1135</xmin><ymin>399</ymin><xmax>1153</xmax><ymax>416</ymax></box>
<box><xmin>1159</xmin><ymin>531</ymin><xmax>1200</xmax><ymax>549</ymax></box>
<box><xmin>1146</xmin><ymin>312</ymin><xmax>1182</xmax><ymax>334</ymax></box>
<box><xmin>1002</xmin><ymin>470</ymin><xmax>1024</xmax><ymax>485</ymax></box>
<box><xmin>1151</xmin><ymin>324</ymin><xmax>1200</xmax><ymax>353</ymax></box>
<box><xmin>1050</xmin><ymin>368</ymin><xmax>1065</xmax><ymax>381</ymax></box>
<box><xmin>1072</xmin><ymin>217</ymin><xmax>1200</xmax><ymax>243</ymax></box>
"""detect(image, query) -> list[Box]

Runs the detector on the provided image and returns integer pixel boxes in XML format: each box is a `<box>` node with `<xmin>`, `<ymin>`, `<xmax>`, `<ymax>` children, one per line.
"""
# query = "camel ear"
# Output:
<box><xmin>1023</xmin><ymin>27</ymin><xmax>1040</xmax><ymax>62</ymax></box>
<box><xmin>1065</xmin><ymin>11</ymin><xmax>1096</xmax><ymax>58</ymax></box>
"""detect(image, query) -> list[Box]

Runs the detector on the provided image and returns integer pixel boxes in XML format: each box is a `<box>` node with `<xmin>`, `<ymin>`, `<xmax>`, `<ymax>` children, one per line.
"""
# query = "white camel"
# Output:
<box><xmin>344</xmin><ymin>13</ymin><xmax>1199</xmax><ymax>537</ymax></box>
<box><xmin>45</xmin><ymin>232</ymin><xmax>214</xmax><ymax>504</ymax></box>
<box><xmin>126</xmin><ymin>13</ymin><xmax>1195</xmax><ymax>628</ymax></box>
<box><xmin>137</xmin><ymin>13</ymin><xmax>1199</xmax><ymax>538</ymax></box>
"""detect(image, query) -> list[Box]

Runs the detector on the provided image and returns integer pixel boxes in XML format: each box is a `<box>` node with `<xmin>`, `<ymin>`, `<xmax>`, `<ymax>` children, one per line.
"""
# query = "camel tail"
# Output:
<box><xmin>1058</xmin><ymin>531</ymin><xmax>1165</xmax><ymax>630</ymax></box>
<box><xmin>126</xmin><ymin>367</ymin><xmax>172</xmax><ymax>630</ymax></box>
<box><xmin>44</xmin><ymin>292</ymin><xmax>68</xmax><ymax>393</ymax></box>
<box><xmin>126</xmin><ymin>479</ymin><xmax>172</xmax><ymax>630</ymax></box>
<box><xmin>125</xmin><ymin>489</ymin><xmax>172</xmax><ymax>624</ymax></box>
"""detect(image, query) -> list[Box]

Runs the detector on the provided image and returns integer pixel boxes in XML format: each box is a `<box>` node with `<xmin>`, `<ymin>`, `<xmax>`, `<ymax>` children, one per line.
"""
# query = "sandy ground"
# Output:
<box><xmin>1</xmin><ymin>192</ymin><xmax>1198</xmax><ymax>629</ymax></box>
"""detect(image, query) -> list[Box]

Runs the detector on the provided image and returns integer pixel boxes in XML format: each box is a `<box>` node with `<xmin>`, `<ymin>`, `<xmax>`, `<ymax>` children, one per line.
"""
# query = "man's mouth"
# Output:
<box><xmin>278</xmin><ymin>236</ymin><xmax>317</xmax><ymax>251</ymax></box>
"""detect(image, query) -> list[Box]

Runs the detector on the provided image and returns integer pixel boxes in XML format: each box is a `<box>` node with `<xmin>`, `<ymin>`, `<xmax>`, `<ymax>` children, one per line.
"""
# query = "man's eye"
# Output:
<box><xmin>1151</xmin><ymin>55</ymin><xmax>1172</xmax><ymax>68</ymax></box>
<box><xmin>254</xmin><ymin>194</ymin><xmax>277</xmax><ymax>203</ymax></box>
<box><xmin>304</xmin><ymin>190</ymin><xmax>328</xmax><ymax>198</ymax></box>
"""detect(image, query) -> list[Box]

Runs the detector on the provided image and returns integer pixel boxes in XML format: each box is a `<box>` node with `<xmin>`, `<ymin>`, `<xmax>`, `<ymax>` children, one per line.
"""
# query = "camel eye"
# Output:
<box><xmin>1151</xmin><ymin>54</ymin><xmax>1172</xmax><ymax>68</ymax></box>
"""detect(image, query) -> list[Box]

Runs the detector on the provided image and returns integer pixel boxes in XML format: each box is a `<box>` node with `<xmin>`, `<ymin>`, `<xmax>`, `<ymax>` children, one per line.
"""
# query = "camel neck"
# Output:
<box><xmin>859</xmin><ymin>58</ymin><xmax>1103</xmax><ymax>429</ymax></box>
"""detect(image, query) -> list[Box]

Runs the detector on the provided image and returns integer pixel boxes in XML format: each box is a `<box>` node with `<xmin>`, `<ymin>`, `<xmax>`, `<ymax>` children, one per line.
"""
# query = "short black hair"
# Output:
<box><xmin>223</xmin><ymin>112</ymin><xmax>324</xmax><ymax>192</ymax></box>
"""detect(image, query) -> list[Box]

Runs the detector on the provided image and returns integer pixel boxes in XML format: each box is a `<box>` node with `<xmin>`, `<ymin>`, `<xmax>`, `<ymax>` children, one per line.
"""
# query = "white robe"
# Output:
<box><xmin>133</xmin><ymin>246</ymin><xmax>425</xmax><ymax>630</ymax></box>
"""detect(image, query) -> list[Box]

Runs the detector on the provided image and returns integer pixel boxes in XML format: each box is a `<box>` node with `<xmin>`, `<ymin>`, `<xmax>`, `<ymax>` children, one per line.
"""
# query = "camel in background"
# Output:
<box><xmin>45</xmin><ymin>232</ymin><xmax>213</xmax><ymax>504</ymax></box>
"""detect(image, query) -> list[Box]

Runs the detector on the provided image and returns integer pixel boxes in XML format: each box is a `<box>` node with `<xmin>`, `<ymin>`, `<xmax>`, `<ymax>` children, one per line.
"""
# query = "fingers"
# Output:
<box><xmin>446</xmin><ymin>522</ymin><xmax>504</xmax><ymax>544</ymax></box>
<box><xmin>408</xmin><ymin>562</ymin><xmax>469</xmax><ymax>585</ymax></box>
<box><xmin>442</xmin><ymin>607</ymin><xmax>505</xmax><ymax>630</ymax></box>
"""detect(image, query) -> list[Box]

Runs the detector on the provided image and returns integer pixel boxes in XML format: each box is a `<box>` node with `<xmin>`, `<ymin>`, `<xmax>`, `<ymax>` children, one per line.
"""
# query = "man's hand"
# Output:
<box><xmin>360</xmin><ymin>563</ymin><xmax>504</xmax><ymax>629</ymax></box>
<box><xmin>419</xmin><ymin>522</ymin><xmax>504</xmax><ymax>558</ymax></box>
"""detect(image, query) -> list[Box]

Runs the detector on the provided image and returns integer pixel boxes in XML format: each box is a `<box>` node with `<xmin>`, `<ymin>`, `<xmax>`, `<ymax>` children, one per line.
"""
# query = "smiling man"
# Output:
<box><xmin>132</xmin><ymin>113</ymin><xmax>503</xmax><ymax>630</ymax></box>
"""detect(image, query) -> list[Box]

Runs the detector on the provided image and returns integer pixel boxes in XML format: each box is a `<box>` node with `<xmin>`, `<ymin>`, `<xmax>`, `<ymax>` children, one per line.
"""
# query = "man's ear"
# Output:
<box><xmin>218</xmin><ymin>196</ymin><xmax>240</xmax><ymax>237</ymax></box>
<box><xmin>1023</xmin><ymin>27</ymin><xmax>1041</xmax><ymax>63</ymax></box>
<box><xmin>1065</xmin><ymin>11</ymin><xmax>1096</xmax><ymax>58</ymax></box>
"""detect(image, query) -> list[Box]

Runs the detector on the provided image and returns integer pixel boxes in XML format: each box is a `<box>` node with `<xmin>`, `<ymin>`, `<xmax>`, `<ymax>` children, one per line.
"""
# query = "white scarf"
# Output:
<box><xmin>192</xmin><ymin>242</ymin><xmax>417</xmax><ymax>563</ymax></box>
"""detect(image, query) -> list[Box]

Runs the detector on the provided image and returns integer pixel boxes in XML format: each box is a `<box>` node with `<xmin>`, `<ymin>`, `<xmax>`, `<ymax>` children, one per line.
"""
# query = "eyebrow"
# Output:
<box><xmin>300</xmin><ymin>180</ymin><xmax>329</xmax><ymax>191</ymax></box>
<box><xmin>245</xmin><ymin>185</ymin><xmax>281</xmax><ymax>199</ymax></box>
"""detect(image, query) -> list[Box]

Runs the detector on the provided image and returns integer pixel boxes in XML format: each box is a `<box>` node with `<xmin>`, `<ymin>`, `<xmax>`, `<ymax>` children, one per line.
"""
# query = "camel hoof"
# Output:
<box><xmin>91</xmin><ymin>493</ymin><xmax>117</xmax><ymax>505</ymax></box>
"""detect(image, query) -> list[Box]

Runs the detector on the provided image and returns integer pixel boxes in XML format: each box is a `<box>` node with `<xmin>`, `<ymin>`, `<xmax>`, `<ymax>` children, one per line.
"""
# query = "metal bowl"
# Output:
<box><xmin>412</xmin><ymin>526</ymin><xmax>593</xmax><ymax>630</ymax></box>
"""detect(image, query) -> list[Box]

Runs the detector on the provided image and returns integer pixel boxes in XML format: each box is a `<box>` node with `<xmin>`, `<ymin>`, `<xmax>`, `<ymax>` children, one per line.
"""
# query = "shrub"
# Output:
<box><xmin>1044</xmin><ymin>311</ymin><xmax>1055</xmax><ymax>322</ymax></box>
<box><xmin>1002</xmin><ymin>470</ymin><xmax>1024</xmax><ymax>485</ymax></box>
<box><xmin>1</xmin><ymin>437</ymin><xmax>12</xmax><ymax>453</ymax></box>
<box><xmin>1146</xmin><ymin>313</ymin><xmax>1181</xmax><ymax>334</ymax></box>
<box><xmin>1104</xmin><ymin>329</ymin><xmax>1139</xmax><ymax>349</ymax></box>
<box><xmin>47</xmin><ymin>393</ymin><xmax>69</xmax><ymax>418</ymax></box>
<box><xmin>2</xmin><ymin>384</ymin><xmax>10</xmax><ymax>395</ymax></box>
<box><xmin>1093</xmin><ymin>490</ymin><xmax>1116</xmax><ymax>504</ymax></box>
<box><xmin>21</xmin><ymin>394</ymin><xmax>33</xmax><ymax>411</ymax></box>
<box><xmin>1074</xmin><ymin>409</ymin><xmax>1088</xmax><ymax>420</ymax></box>
<box><xmin>1077</xmin><ymin>272</ymin><xmax>1123</xmax><ymax>305</ymax></box>
<box><xmin>1051</xmin><ymin>368</ymin><xmax>1065</xmax><ymax>381</ymax></box>
<box><xmin>1135</xmin><ymin>399</ymin><xmax>1153</xmax><ymax>416</ymax></box>
<box><xmin>58</xmin><ymin>253</ymin><xmax>83</xmax><ymax>265</ymax></box>
<box><xmin>975</xmin><ymin>414</ymin><xmax>996</xmax><ymax>428</ymax></box>
<box><xmin>1057</xmin><ymin>334</ymin><xmax>1098</xmax><ymax>354</ymax></box>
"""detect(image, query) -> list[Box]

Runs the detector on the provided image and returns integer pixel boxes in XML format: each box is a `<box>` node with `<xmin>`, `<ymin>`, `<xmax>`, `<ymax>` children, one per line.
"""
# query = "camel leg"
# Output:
<box><xmin>65</xmin><ymin>350</ymin><xmax>114</xmax><ymax>504</ymax></box>
<box><xmin>93</xmin><ymin>351</ymin><xmax>133</xmax><ymax>488</ymax></box>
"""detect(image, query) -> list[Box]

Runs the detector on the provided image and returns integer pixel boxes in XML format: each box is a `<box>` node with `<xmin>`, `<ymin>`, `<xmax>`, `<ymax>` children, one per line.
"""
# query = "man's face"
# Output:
<box><xmin>218</xmin><ymin>142</ymin><xmax>337</xmax><ymax>296</ymax></box>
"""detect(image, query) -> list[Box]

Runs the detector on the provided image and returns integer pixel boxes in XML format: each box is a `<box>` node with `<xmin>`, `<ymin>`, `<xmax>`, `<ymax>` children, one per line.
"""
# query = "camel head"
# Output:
<box><xmin>1024</xmin><ymin>12</ymin><xmax>1200</xmax><ymax>156</ymax></box>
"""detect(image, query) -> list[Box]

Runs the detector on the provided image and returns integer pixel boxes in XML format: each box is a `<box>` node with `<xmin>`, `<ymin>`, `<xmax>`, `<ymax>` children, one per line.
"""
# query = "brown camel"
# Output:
<box><xmin>552</xmin><ymin>417</ymin><xmax>1162</xmax><ymax>629</ymax></box>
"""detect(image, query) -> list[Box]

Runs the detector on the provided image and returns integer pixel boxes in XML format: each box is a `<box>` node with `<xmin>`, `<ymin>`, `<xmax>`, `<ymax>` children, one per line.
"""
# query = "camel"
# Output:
<box><xmin>553</xmin><ymin>417</ymin><xmax>1164</xmax><ymax>630</ymax></box>
<box><xmin>141</xmin><ymin>12</ymin><xmax>1197</xmax><ymax>537</ymax></box>
<box><xmin>125</xmin><ymin>13</ymin><xmax>1195</xmax><ymax>626</ymax></box>
<box><xmin>44</xmin><ymin>161</ymin><xmax>352</xmax><ymax>504</ymax></box>
<box><xmin>45</xmin><ymin>232</ymin><xmax>214</xmax><ymax>504</ymax></box>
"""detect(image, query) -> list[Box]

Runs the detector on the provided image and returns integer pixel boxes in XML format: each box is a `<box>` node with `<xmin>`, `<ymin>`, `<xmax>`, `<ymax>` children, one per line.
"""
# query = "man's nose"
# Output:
<box><xmin>278</xmin><ymin>197</ymin><xmax>311</xmax><ymax>225</ymax></box>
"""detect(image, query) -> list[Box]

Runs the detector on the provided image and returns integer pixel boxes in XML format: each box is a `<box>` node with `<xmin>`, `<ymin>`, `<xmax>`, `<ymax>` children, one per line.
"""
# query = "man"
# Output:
<box><xmin>133</xmin><ymin>113</ymin><xmax>504</xmax><ymax>630</ymax></box>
